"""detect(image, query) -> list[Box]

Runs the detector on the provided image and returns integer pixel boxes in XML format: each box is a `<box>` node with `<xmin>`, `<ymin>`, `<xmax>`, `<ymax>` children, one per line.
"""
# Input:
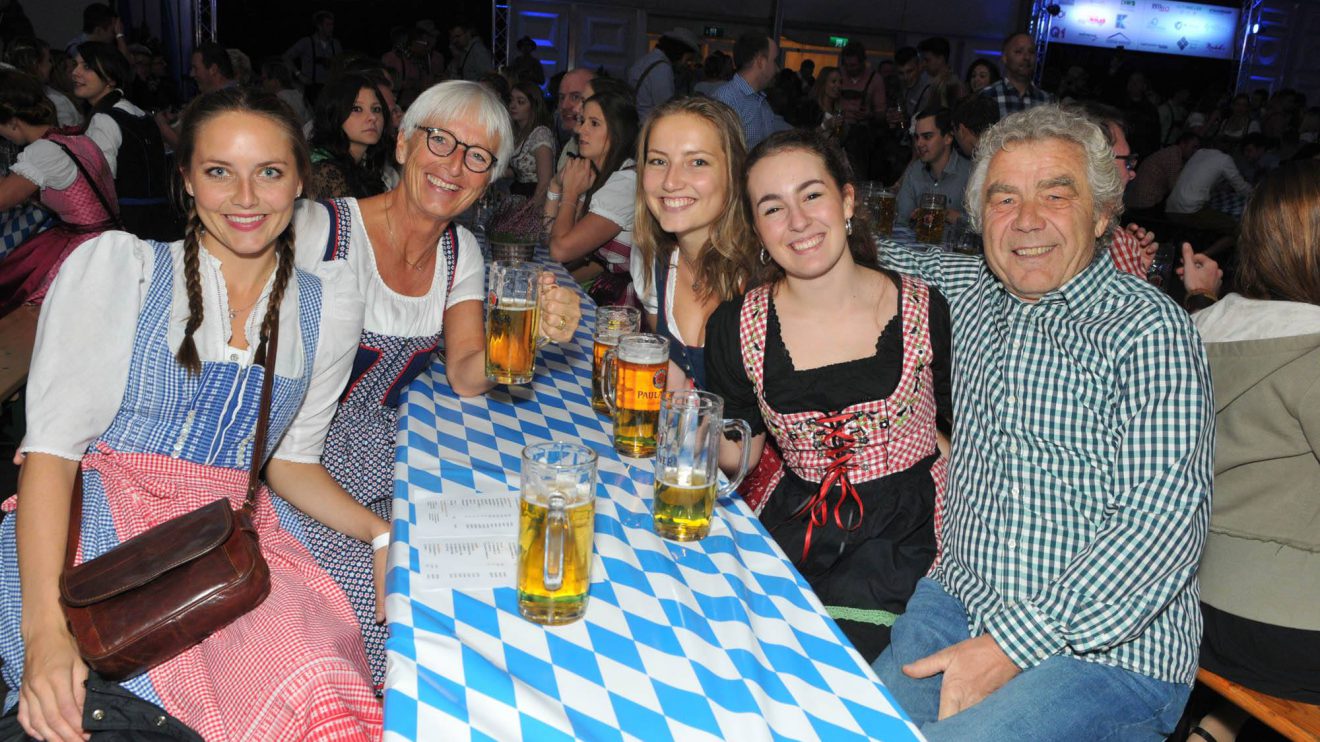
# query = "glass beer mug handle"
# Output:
<box><xmin>717</xmin><ymin>418</ymin><xmax>754</xmax><ymax>497</ymax></box>
<box><xmin>600</xmin><ymin>347</ymin><xmax>619</xmax><ymax>415</ymax></box>
<box><xmin>543</xmin><ymin>493</ymin><xmax>567</xmax><ymax>591</ymax></box>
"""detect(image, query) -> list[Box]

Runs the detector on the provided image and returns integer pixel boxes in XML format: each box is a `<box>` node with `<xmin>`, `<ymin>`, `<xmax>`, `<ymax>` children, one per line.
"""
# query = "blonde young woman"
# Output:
<box><xmin>633</xmin><ymin>95</ymin><xmax>758</xmax><ymax>389</ymax></box>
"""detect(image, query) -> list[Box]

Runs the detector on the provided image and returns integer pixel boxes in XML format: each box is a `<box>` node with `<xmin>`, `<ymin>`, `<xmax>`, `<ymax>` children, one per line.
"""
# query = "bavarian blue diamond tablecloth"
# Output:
<box><xmin>383</xmin><ymin>266</ymin><xmax>922</xmax><ymax>742</ymax></box>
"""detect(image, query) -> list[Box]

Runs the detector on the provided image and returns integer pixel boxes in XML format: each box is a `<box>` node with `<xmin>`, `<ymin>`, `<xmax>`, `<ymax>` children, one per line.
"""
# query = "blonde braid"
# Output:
<box><xmin>175</xmin><ymin>209</ymin><xmax>206</xmax><ymax>374</ymax></box>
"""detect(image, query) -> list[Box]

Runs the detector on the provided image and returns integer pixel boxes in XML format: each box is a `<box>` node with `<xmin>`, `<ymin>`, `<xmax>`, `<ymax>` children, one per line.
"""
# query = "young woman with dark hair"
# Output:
<box><xmin>0</xmin><ymin>69</ymin><xmax>116</xmax><ymax>315</ymax></box>
<box><xmin>506</xmin><ymin>80</ymin><xmax>554</xmax><ymax>201</ymax></box>
<box><xmin>1</xmin><ymin>85</ymin><xmax>385</xmax><ymax>740</ymax></box>
<box><xmin>73</xmin><ymin>41</ymin><xmax>178</xmax><ymax>239</ymax></box>
<box><xmin>705</xmin><ymin>128</ymin><xmax>952</xmax><ymax>662</ymax></box>
<box><xmin>2</xmin><ymin>37</ymin><xmax>81</xmax><ymax>127</ymax></box>
<box><xmin>545</xmin><ymin>88</ymin><xmax>641</xmax><ymax>306</ymax></box>
<box><xmin>308</xmin><ymin>72</ymin><xmax>392</xmax><ymax>199</ymax></box>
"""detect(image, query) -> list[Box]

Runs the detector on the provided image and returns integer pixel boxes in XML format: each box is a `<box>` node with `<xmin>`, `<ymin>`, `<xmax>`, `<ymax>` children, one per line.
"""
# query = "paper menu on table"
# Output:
<box><xmin>414</xmin><ymin>491</ymin><xmax>519</xmax><ymax>591</ymax></box>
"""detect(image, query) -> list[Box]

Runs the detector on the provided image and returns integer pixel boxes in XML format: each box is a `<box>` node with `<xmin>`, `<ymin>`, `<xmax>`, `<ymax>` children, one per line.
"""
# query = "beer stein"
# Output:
<box><xmin>914</xmin><ymin>192</ymin><xmax>947</xmax><ymax>245</ymax></box>
<box><xmin>485</xmin><ymin>260</ymin><xmax>541</xmax><ymax>384</ymax></box>
<box><xmin>601</xmin><ymin>333</ymin><xmax>669</xmax><ymax>457</ymax></box>
<box><xmin>653</xmin><ymin>390</ymin><xmax>752</xmax><ymax>542</ymax></box>
<box><xmin>872</xmin><ymin>188</ymin><xmax>897</xmax><ymax>237</ymax></box>
<box><xmin>591</xmin><ymin>306</ymin><xmax>641</xmax><ymax>415</ymax></box>
<box><xmin>517</xmin><ymin>441</ymin><xmax>598</xmax><ymax>625</ymax></box>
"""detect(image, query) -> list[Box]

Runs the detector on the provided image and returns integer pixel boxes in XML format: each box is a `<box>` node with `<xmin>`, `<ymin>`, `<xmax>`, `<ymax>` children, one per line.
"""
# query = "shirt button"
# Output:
<box><xmin>1007</xmin><ymin>539</ymin><xmax>1018</xmax><ymax>549</ymax></box>
<box><xmin>229</xmin><ymin>353</ymin><xmax>239</xmax><ymax>361</ymax></box>
<box><xmin>1010</xmin><ymin>442</ymin><xmax>1019</xmax><ymax>453</ymax></box>
<box><xmin>1011</xmin><ymin>486</ymin><xmax>1020</xmax><ymax>496</ymax></box>
<box><xmin>1013</xmin><ymin>339</ymin><xmax>1022</xmax><ymax>349</ymax></box>
<box><xmin>1007</xmin><ymin>395</ymin><xmax>1016</xmax><ymax>405</ymax></box>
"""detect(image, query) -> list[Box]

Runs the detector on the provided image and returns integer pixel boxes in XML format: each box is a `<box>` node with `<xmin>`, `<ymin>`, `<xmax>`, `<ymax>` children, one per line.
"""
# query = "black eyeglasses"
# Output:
<box><xmin>1115</xmin><ymin>154</ymin><xmax>1139</xmax><ymax>172</ymax></box>
<box><xmin>420</xmin><ymin>127</ymin><xmax>497</xmax><ymax>173</ymax></box>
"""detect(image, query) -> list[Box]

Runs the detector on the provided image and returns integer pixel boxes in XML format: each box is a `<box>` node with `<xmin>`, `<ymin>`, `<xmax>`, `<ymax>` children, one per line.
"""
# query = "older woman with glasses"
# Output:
<box><xmin>291</xmin><ymin>81</ymin><xmax>583</xmax><ymax>687</ymax></box>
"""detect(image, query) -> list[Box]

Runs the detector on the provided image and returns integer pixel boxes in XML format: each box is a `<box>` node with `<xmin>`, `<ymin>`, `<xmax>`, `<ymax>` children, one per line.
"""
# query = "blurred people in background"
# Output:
<box><xmin>1128</xmin><ymin>131</ymin><xmax>1201</xmax><ymax>212</ymax></box>
<box><xmin>964</xmin><ymin>58</ymin><xmax>1000</xmax><ymax>96</ymax></box>
<box><xmin>895</xmin><ymin>107</ymin><xmax>969</xmax><ymax>225</ymax></box>
<box><xmin>554</xmin><ymin>67</ymin><xmax>595</xmax><ymax>166</ymax></box>
<box><xmin>506</xmin><ymin>80</ymin><xmax>554</xmax><ymax>202</ymax></box>
<box><xmin>260</xmin><ymin>57</ymin><xmax>313</xmax><ymax>136</ymax></box>
<box><xmin>950</xmin><ymin>94</ymin><xmax>999</xmax><ymax>159</ymax></box>
<box><xmin>545</xmin><ymin>88</ymin><xmax>641</xmax><ymax>307</ymax></box>
<box><xmin>509</xmin><ymin>35</ymin><xmax>544</xmax><ymax>86</ymax></box>
<box><xmin>980</xmin><ymin>32</ymin><xmax>1054</xmax><ymax>119</ymax></box>
<box><xmin>628</xmin><ymin>27</ymin><xmax>701</xmax><ymax>121</ymax></box>
<box><xmin>282</xmin><ymin>10</ymin><xmax>341</xmax><ymax>104</ymax></box>
<box><xmin>712</xmin><ymin>32</ymin><xmax>790</xmax><ymax>149</ymax></box>
<box><xmin>447</xmin><ymin>24</ymin><xmax>493</xmax><ymax>82</ymax></box>
<box><xmin>916</xmin><ymin>37</ymin><xmax>964</xmax><ymax>112</ymax></box>
<box><xmin>308</xmin><ymin>72</ymin><xmax>392</xmax><ymax>199</ymax></box>
<box><xmin>74</xmin><ymin>41</ymin><xmax>178</xmax><ymax>240</ymax></box>
<box><xmin>693</xmin><ymin>51</ymin><xmax>733</xmax><ymax>97</ymax></box>
<box><xmin>3</xmin><ymin>37</ymin><xmax>81</xmax><ymax>127</ymax></box>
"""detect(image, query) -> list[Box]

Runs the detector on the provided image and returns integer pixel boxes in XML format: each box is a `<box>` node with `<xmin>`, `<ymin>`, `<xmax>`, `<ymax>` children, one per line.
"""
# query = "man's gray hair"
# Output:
<box><xmin>964</xmin><ymin>104</ymin><xmax>1125</xmax><ymax>250</ymax></box>
<box><xmin>400</xmin><ymin>80</ymin><xmax>514</xmax><ymax>179</ymax></box>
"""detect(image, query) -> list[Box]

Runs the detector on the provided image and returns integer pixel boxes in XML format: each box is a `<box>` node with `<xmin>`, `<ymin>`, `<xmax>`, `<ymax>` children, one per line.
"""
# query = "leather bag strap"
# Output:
<box><xmin>63</xmin><ymin>275</ymin><xmax>283</xmax><ymax>570</ymax></box>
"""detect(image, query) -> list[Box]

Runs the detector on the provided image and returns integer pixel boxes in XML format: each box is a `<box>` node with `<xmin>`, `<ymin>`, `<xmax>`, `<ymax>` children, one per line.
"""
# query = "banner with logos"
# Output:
<box><xmin>1047</xmin><ymin>0</ymin><xmax>1239</xmax><ymax>60</ymax></box>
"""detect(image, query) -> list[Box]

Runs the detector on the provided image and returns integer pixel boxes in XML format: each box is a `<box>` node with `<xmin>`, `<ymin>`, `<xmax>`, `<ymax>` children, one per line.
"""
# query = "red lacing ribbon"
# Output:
<box><xmin>788</xmin><ymin>411</ymin><xmax>866</xmax><ymax>561</ymax></box>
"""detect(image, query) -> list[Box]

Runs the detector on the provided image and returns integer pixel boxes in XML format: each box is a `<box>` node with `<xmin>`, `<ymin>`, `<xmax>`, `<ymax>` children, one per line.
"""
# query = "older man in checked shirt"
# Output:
<box><xmin>872</xmin><ymin>104</ymin><xmax>1214</xmax><ymax>741</ymax></box>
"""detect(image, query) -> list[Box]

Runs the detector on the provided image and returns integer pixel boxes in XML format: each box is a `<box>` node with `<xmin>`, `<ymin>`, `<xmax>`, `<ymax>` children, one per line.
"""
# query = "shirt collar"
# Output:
<box><xmin>924</xmin><ymin>148</ymin><xmax>968</xmax><ymax>180</ymax></box>
<box><xmin>997</xmin><ymin>245</ymin><xmax>1117</xmax><ymax>311</ymax></box>
<box><xmin>732</xmin><ymin>73</ymin><xmax>760</xmax><ymax>98</ymax></box>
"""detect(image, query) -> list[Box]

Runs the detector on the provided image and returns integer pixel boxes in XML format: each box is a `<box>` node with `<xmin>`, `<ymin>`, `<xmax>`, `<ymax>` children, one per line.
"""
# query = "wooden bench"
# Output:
<box><xmin>0</xmin><ymin>304</ymin><xmax>39</xmax><ymax>403</ymax></box>
<box><xmin>1197</xmin><ymin>667</ymin><xmax>1320</xmax><ymax>742</ymax></box>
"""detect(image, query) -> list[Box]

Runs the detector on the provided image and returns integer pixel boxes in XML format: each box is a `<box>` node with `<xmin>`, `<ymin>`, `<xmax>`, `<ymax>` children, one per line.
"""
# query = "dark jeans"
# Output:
<box><xmin>0</xmin><ymin>673</ymin><xmax>201</xmax><ymax>741</ymax></box>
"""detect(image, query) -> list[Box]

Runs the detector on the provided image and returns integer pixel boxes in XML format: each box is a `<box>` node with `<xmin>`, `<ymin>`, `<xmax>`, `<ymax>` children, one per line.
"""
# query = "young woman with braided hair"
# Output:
<box><xmin>1</xmin><ymin>87</ymin><xmax>386</xmax><ymax>741</ymax></box>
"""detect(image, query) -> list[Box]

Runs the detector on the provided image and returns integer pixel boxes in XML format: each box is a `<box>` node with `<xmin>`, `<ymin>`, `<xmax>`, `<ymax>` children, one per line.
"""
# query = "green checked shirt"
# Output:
<box><xmin>878</xmin><ymin>241</ymin><xmax>1214</xmax><ymax>684</ymax></box>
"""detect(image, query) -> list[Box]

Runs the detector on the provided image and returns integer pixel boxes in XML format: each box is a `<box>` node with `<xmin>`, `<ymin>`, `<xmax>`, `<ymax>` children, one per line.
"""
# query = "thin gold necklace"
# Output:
<box><xmin>384</xmin><ymin>199</ymin><xmax>429</xmax><ymax>272</ymax></box>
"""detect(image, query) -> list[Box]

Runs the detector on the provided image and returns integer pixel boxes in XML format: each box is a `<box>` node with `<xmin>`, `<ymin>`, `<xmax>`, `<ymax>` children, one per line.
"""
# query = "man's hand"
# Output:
<box><xmin>903</xmin><ymin>633</ymin><xmax>1021</xmax><ymax>720</ymax></box>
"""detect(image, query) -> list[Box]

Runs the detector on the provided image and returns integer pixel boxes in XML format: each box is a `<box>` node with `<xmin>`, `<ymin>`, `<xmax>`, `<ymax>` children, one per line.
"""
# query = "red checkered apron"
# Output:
<box><xmin>737</xmin><ymin>275</ymin><xmax>947</xmax><ymax>562</ymax></box>
<box><xmin>80</xmin><ymin>447</ymin><xmax>383</xmax><ymax>741</ymax></box>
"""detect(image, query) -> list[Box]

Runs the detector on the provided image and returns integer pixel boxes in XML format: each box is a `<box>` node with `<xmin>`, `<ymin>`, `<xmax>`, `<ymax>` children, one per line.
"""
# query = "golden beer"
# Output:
<box><xmin>517</xmin><ymin>492</ymin><xmax>594</xmax><ymax>625</ymax></box>
<box><xmin>914</xmin><ymin>207</ymin><xmax>945</xmax><ymax>244</ymax></box>
<box><xmin>654</xmin><ymin>470</ymin><xmax>717</xmax><ymax>541</ymax></box>
<box><xmin>873</xmin><ymin>192</ymin><xmax>897</xmax><ymax>236</ymax></box>
<box><xmin>591</xmin><ymin>306</ymin><xmax>641</xmax><ymax>415</ymax></box>
<box><xmin>613</xmin><ymin>357</ymin><xmax>666</xmax><ymax>456</ymax></box>
<box><xmin>485</xmin><ymin>298</ymin><xmax>537</xmax><ymax>384</ymax></box>
<box><xmin>591</xmin><ymin>338</ymin><xmax>618</xmax><ymax>414</ymax></box>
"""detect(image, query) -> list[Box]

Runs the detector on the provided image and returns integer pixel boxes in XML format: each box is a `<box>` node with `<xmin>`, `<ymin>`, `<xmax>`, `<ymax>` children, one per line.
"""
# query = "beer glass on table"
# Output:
<box><xmin>871</xmin><ymin>187</ymin><xmax>897</xmax><ymax>237</ymax></box>
<box><xmin>914</xmin><ymin>192</ymin><xmax>947</xmax><ymax>245</ymax></box>
<box><xmin>485</xmin><ymin>260</ymin><xmax>540</xmax><ymax>384</ymax></box>
<box><xmin>591</xmin><ymin>306</ymin><xmax>641</xmax><ymax>415</ymax></box>
<box><xmin>517</xmin><ymin>441</ymin><xmax>598</xmax><ymax>625</ymax></box>
<box><xmin>602</xmin><ymin>333</ymin><xmax>670</xmax><ymax>458</ymax></box>
<box><xmin>653</xmin><ymin>390</ymin><xmax>752</xmax><ymax>542</ymax></box>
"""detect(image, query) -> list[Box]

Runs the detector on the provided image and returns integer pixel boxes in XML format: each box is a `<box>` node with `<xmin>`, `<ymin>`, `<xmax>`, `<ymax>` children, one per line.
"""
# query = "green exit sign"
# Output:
<box><xmin>830</xmin><ymin>36</ymin><xmax>849</xmax><ymax>47</ymax></box>
<box><xmin>703</xmin><ymin>26</ymin><xmax>724</xmax><ymax>38</ymax></box>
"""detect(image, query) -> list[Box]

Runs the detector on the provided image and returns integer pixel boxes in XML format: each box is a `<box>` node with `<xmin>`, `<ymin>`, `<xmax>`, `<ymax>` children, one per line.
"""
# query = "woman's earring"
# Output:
<box><xmin>845</xmin><ymin>217</ymin><xmax>853</xmax><ymax>236</ymax></box>
<box><xmin>759</xmin><ymin>247</ymin><xmax>770</xmax><ymax>265</ymax></box>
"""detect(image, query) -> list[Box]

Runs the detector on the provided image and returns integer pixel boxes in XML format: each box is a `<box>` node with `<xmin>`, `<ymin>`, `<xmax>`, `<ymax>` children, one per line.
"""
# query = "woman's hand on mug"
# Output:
<box><xmin>537</xmin><ymin>273</ymin><xmax>581</xmax><ymax>344</ymax></box>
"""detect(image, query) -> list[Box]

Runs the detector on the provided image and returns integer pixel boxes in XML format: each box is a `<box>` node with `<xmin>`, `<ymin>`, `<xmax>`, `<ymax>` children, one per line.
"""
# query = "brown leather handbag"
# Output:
<box><xmin>58</xmin><ymin>321</ymin><xmax>281</xmax><ymax>681</ymax></box>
